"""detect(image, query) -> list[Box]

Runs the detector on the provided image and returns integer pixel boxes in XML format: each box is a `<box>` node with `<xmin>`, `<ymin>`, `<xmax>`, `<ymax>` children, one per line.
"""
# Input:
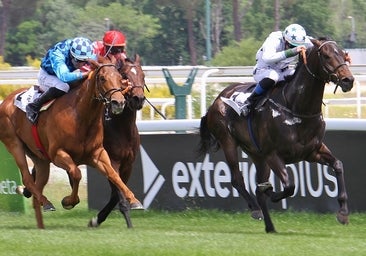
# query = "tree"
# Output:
<box><xmin>211</xmin><ymin>38</ymin><xmax>261</xmax><ymax>66</ymax></box>
<box><xmin>1</xmin><ymin>0</ymin><xmax>38</xmax><ymax>57</ymax></box>
<box><xmin>5</xmin><ymin>21</ymin><xmax>42</xmax><ymax>65</ymax></box>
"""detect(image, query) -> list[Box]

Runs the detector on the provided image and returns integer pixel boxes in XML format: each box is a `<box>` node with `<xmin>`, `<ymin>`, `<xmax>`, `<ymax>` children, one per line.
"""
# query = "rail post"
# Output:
<box><xmin>162</xmin><ymin>68</ymin><xmax>198</xmax><ymax>119</ymax></box>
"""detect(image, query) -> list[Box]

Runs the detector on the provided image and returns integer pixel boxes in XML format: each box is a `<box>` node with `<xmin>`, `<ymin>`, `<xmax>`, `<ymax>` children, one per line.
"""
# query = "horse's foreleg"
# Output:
<box><xmin>112</xmin><ymin>160</ymin><xmax>143</xmax><ymax>209</ymax></box>
<box><xmin>53</xmin><ymin>151</ymin><xmax>81</xmax><ymax>209</ymax></box>
<box><xmin>267</xmin><ymin>156</ymin><xmax>295</xmax><ymax>202</ymax></box>
<box><xmin>332</xmin><ymin>159</ymin><xmax>349</xmax><ymax>224</ymax></box>
<box><xmin>309</xmin><ymin>143</ymin><xmax>349</xmax><ymax>224</ymax></box>
<box><xmin>91</xmin><ymin>148</ymin><xmax>134</xmax><ymax>228</ymax></box>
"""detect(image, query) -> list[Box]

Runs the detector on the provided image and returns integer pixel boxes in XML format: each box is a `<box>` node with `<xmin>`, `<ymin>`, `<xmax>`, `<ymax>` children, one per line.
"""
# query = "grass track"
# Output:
<box><xmin>1</xmin><ymin>206</ymin><xmax>365</xmax><ymax>256</ymax></box>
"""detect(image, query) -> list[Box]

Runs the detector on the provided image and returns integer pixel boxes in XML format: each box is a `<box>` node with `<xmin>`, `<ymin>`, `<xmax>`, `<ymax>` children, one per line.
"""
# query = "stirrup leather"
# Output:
<box><xmin>240</xmin><ymin>102</ymin><xmax>251</xmax><ymax>116</ymax></box>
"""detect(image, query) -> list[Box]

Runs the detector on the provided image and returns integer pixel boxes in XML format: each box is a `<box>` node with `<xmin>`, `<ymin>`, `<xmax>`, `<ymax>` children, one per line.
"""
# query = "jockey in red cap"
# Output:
<box><xmin>93</xmin><ymin>30</ymin><xmax>127</xmax><ymax>62</ymax></box>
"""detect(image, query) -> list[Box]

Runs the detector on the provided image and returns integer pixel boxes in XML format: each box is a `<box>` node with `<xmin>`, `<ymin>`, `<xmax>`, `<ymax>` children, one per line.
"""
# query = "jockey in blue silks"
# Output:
<box><xmin>26</xmin><ymin>37</ymin><xmax>96</xmax><ymax>124</ymax></box>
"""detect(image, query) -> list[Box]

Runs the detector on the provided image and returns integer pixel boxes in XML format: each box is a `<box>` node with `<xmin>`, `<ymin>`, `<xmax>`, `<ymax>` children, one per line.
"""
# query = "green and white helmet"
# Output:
<box><xmin>283</xmin><ymin>24</ymin><xmax>309</xmax><ymax>47</ymax></box>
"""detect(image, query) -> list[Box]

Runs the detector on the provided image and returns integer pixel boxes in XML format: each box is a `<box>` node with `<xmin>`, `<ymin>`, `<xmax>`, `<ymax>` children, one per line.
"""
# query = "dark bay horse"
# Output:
<box><xmin>0</xmin><ymin>56</ymin><xmax>138</xmax><ymax>229</ymax></box>
<box><xmin>88</xmin><ymin>54</ymin><xmax>146</xmax><ymax>227</ymax></box>
<box><xmin>199</xmin><ymin>38</ymin><xmax>354</xmax><ymax>233</ymax></box>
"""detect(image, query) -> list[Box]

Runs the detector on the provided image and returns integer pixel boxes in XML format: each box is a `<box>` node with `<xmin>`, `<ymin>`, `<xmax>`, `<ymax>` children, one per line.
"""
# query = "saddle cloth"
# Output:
<box><xmin>14</xmin><ymin>85</ymin><xmax>54</xmax><ymax>112</ymax></box>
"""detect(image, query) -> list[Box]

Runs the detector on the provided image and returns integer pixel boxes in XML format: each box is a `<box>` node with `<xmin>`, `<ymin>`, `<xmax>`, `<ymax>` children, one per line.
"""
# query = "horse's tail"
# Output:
<box><xmin>197</xmin><ymin>114</ymin><xmax>220</xmax><ymax>157</ymax></box>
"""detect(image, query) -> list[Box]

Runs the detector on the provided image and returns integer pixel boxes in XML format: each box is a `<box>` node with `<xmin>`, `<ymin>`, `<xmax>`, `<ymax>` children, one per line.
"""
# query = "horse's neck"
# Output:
<box><xmin>281</xmin><ymin>64</ymin><xmax>325</xmax><ymax>115</ymax></box>
<box><xmin>74</xmin><ymin>81</ymin><xmax>103</xmax><ymax>125</ymax></box>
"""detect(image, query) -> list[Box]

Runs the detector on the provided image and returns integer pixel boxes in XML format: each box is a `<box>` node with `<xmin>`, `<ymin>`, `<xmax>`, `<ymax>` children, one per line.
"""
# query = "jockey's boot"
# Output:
<box><xmin>239</xmin><ymin>84</ymin><xmax>265</xmax><ymax>116</ymax></box>
<box><xmin>26</xmin><ymin>87</ymin><xmax>65</xmax><ymax>124</ymax></box>
<box><xmin>240</xmin><ymin>78</ymin><xmax>275</xmax><ymax>116</ymax></box>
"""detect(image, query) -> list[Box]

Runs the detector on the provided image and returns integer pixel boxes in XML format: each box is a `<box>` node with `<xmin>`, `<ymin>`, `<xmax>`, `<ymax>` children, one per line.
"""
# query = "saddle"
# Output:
<box><xmin>14</xmin><ymin>86</ymin><xmax>55</xmax><ymax>113</ymax></box>
<box><xmin>221</xmin><ymin>81</ymin><xmax>287</xmax><ymax>115</ymax></box>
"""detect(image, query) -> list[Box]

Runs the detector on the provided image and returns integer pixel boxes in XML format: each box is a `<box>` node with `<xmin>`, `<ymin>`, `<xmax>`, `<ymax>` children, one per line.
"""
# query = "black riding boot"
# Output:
<box><xmin>240</xmin><ymin>78</ymin><xmax>275</xmax><ymax>116</ymax></box>
<box><xmin>26</xmin><ymin>87</ymin><xmax>66</xmax><ymax>124</ymax></box>
<box><xmin>240</xmin><ymin>90</ymin><xmax>261</xmax><ymax>116</ymax></box>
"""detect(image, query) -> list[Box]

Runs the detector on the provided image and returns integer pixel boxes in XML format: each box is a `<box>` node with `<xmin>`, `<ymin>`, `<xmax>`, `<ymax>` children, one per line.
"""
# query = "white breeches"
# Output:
<box><xmin>37</xmin><ymin>69</ymin><xmax>70</xmax><ymax>93</ymax></box>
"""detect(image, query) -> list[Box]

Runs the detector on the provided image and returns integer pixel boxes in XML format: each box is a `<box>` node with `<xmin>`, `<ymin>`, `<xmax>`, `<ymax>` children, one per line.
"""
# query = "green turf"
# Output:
<box><xmin>0</xmin><ymin>206</ymin><xmax>365</xmax><ymax>256</ymax></box>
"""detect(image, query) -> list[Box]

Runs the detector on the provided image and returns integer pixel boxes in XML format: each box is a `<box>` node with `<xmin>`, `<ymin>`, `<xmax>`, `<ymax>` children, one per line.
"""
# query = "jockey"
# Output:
<box><xmin>26</xmin><ymin>37</ymin><xmax>95</xmax><ymax>124</ymax></box>
<box><xmin>238</xmin><ymin>23</ymin><xmax>313</xmax><ymax>116</ymax></box>
<box><xmin>93</xmin><ymin>30</ymin><xmax>127</xmax><ymax>69</ymax></box>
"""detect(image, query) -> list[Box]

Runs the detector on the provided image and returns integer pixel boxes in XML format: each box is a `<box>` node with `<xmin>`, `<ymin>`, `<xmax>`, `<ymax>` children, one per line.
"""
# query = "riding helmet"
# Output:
<box><xmin>70</xmin><ymin>37</ymin><xmax>95</xmax><ymax>61</ymax></box>
<box><xmin>103</xmin><ymin>30</ymin><xmax>126</xmax><ymax>47</ymax></box>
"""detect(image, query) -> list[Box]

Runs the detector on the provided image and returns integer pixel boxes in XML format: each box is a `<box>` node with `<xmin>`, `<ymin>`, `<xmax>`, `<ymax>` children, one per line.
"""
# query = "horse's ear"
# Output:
<box><xmin>88</xmin><ymin>59</ymin><xmax>99</xmax><ymax>70</ymax></box>
<box><xmin>135</xmin><ymin>54</ymin><xmax>140</xmax><ymax>64</ymax></box>
<box><xmin>311</xmin><ymin>38</ymin><xmax>321</xmax><ymax>48</ymax></box>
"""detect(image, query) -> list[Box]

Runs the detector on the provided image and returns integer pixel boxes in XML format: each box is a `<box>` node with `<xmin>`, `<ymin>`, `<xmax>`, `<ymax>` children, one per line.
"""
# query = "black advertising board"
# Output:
<box><xmin>87</xmin><ymin>131</ymin><xmax>366</xmax><ymax>213</ymax></box>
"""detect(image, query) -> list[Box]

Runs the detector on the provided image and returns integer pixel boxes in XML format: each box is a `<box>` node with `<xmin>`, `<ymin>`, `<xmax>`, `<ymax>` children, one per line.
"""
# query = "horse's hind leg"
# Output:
<box><xmin>89</xmin><ymin>181</ymin><xmax>119</xmax><ymax>228</ymax></box>
<box><xmin>221</xmin><ymin>141</ymin><xmax>263</xmax><ymax>219</ymax></box>
<box><xmin>32</xmin><ymin>160</ymin><xmax>56</xmax><ymax>211</ymax></box>
<box><xmin>6</xmin><ymin>143</ymin><xmax>53</xmax><ymax>207</ymax></box>
<box><xmin>31</xmin><ymin>160</ymin><xmax>55</xmax><ymax>228</ymax></box>
<box><xmin>253</xmin><ymin>160</ymin><xmax>276</xmax><ymax>233</ymax></box>
<box><xmin>88</xmin><ymin>182</ymin><xmax>132</xmax><ymax>228</ymax></box>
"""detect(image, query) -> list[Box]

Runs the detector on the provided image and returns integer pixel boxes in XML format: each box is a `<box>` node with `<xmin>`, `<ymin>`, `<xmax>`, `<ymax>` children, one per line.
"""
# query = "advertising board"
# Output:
<box><xmin>88</xmin><ymin>130</ymin><xmax>366</xmax><ymax>213</ymax></box>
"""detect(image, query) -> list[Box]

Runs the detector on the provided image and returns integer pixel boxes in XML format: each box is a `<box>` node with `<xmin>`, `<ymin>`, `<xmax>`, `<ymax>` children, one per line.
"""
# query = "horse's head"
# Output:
<box><xmin>119</xmin><ymin>54</ymin><xmax>146</xmax><ymax>110</ymax></box>
<box><xmin>307</xmin><ymin>38</ymin><xmax>354</xmax><ymax>92</ymax></box>
<box><xmin>89</xmin><ymin>56</ymin><xmax>126</xmax><ymax>115</ymax></box>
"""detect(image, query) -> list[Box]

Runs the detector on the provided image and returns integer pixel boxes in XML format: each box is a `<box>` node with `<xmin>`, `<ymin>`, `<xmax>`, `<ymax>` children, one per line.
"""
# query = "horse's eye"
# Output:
<box><xmin>98</xmin><ymin>75</ymin><xmax>106</xmax><ymax>83</ymax></box>
<box><xmin>323</xmin><ymin>54</ymin><xmax>331</xmax><ymax>60</ymax></box>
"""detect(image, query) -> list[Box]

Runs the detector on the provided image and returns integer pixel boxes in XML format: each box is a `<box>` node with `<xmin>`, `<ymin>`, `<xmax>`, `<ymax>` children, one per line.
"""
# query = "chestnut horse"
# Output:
<box><xmin>0</xmin><ymin>56</ymin><xmax>138</xmax><ymax>229</ymax></box>
<box><xmin>199</xmin><ymin>38</ymin><xmax>354</xmax><ymax>233</ymax></box>
<box><xmin>88</xmin><ymin>54</ymin><xmax>146</xmax><ymax>227</ymax></box>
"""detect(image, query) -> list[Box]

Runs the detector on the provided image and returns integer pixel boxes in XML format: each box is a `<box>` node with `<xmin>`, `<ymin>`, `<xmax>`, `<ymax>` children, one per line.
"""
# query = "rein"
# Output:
<box><xmin>267</xmin><ymin>98</ymin><xmax>321</xmax><ymax>119</ymax></box>
<box><xmin>276</xmin><ymin>40</ymin><xmax>347</xmax><ymax>119</ymax></box>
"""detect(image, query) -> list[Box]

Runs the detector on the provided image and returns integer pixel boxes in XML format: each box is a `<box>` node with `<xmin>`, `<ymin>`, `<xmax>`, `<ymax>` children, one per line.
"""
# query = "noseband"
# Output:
<box><xmin>304</xmin><ymin>41</ymin><xmax>348</xmax><ymax>87</ymax></box>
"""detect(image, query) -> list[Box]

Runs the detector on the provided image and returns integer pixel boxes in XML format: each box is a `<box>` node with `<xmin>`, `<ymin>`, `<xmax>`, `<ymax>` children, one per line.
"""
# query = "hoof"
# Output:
<box><xmin>61</xmin><ymin>196</ymin><xmax>80</xmax><ymax>210</ymax></box>
<box><xmin>43</xmin><ymin>202</ymin><xmax>56</xmax><ymax>211</ymax></box>
<box><xmin>16</xmin><ymin>186</ymin><xmax>31</xmax><ymax>197</ymax></box>
<box><xmin>130</xmin><ymin>201</ymin><xmax>144</xmax><ymax>210</ymax></box>
<box><xmin>88</xmin><ymin>217</ymin><xmax>99</xmax><ymax>228</ymax></box>
<box><xmin>336</xmin><ymin>212</ymin><xmax>349</xmax><ymax>225</ymax></box>
<box><xmin>23</xmin><ymin>188</ymin><xmax>32</xmax><ymax>198</ymax></box>
<box><xmin>266</xmin><ymin>229</ymin><xmax>277</xmax><ymax>234</ymax></box>
<box><xmin>251</xmin><ymin>210</ymin><xmax>264</xmax><ymax>220</ymax></box>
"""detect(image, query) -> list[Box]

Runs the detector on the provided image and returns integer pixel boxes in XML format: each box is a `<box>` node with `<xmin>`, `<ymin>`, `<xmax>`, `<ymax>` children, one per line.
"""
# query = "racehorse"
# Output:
<box><xmin>198</xmin><ymin>38</ymin><xmax>354</xmax><ymax>233</ymax></box>
<box><xmin>0</xmin><ymin>56</ymin><xmax>138</xmax><ymax>229</ymax></box>
<box><xmin>88</xmin><ymin>54</ymin><xmax>146</xmax><ymax>227</ymax></box>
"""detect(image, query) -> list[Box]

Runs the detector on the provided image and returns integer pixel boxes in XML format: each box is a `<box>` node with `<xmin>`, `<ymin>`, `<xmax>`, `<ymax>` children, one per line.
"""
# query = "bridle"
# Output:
<box><xmin>92</xmin><ymin>63</ymin><xmax>128</xmax><ymax>104</ymax></box>
<box><xmin>304</xmin><ymin>41</ymin><xmax>348</xmax><ymax>90</ymax></box>
<box><xmin>120</xmin><ymin>61</ymin><xmax>148</xmax><ymax>99</ymax></box>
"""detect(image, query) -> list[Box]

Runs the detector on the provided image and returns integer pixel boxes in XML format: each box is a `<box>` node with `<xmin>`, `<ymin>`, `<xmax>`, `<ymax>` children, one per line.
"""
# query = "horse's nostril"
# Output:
<box><xmin>341</xmin><ymin>77</ymin><xmax>354</xmax><ymax>84</ymax></box>
<box><xmin>340</xmin><ymin>77</ymin><xmax>354</xmax><ymax>92</ymax></box>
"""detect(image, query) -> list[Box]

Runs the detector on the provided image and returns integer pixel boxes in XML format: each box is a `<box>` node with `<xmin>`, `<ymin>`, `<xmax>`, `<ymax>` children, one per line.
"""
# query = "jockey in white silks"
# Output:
<box><xmin>229</xmin><ymin>23</ymin><xmax>313</xmax><ymax>116</ymax></box>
